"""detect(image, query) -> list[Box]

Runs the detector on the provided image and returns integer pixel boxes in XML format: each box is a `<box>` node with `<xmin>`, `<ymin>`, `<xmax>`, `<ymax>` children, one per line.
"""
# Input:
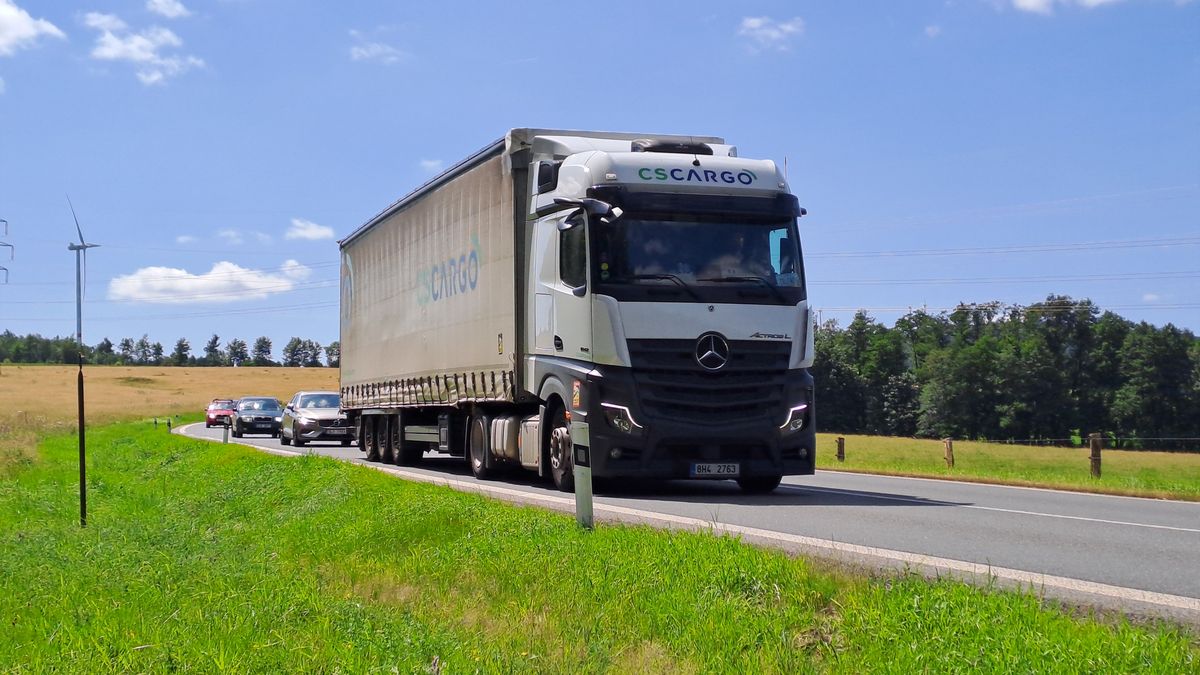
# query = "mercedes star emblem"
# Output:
<box><xmin>694</xmin><ymin>332</ymin><xmax>730</xmax><ymax>371</ymax></box>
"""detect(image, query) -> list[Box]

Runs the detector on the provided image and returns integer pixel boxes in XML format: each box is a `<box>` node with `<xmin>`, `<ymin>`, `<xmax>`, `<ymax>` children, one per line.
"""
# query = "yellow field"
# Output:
<box><xmin>0</xmin><ymin>364</ymin><xmax>337</xmax><ymax>473</ymax></box>
<box><xmin>0</xmin><ymin>364</ymin><xmax>337</xmax><ymax>424</ymax></box>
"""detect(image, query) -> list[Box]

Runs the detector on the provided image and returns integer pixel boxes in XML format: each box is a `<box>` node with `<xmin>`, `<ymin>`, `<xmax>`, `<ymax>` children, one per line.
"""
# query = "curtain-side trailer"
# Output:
<box><xmin>340</xmin><ymin>129</ymin><xmax>815</xmax><ymax>493</ymax></box>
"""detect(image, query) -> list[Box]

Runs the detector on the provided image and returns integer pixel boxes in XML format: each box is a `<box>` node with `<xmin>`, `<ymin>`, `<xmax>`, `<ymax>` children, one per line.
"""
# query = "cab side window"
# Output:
<box><xmin>560</xmin><ymin>225</ymin><xmax>586</xmax><ymax>288</ymax></box>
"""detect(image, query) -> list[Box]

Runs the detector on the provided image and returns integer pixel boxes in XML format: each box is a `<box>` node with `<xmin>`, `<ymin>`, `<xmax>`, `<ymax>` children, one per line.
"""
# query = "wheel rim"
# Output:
<box><xmin>470</xmin><ymin>418</ymin><xmax>485</xmax><ymax>470</ymax></box>
<box><xmin>550</xmin><ymin>426</ymin><xmax>571</xmax><ymax>474</ymax></box>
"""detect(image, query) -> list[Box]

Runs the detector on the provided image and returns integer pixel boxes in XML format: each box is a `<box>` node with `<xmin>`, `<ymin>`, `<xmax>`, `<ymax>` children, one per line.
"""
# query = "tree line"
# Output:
<box><xmin>812</xmin><ymin>295</ymin><xmax>1200</xmax><ymax>451</ymax></box>
<box><xmin>0</xmin><ymin>331</ymin><xmax>340</xmax><ymax>368</ymax></box>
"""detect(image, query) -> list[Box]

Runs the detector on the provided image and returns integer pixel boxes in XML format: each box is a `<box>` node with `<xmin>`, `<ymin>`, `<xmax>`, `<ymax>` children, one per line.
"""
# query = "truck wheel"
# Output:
<box><xmin>364</xmin><ymin>417</ymin><xmax>381</xmax><ymax>462</ymax></box>
<box><xmin>737</xmin><ymin>475</ymin><xmax>782</xmax><ymax>494</ymax></box>
<box><xmin>380</xmin><ymin>416</ymin><xmax>397</xmax><ymax>464</ymax></box>
<box><xmin>549</xmin><ymin>408</ymin><xmax>575</xmax><ymax>493</ymax></box>
<box><xmin>468</xmin><ymin>413</ymin><xmax>493</xmax><ymax>479</ymax></box>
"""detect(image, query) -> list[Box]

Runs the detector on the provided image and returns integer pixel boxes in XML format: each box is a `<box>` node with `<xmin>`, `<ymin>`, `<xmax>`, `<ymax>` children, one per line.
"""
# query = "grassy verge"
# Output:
<box><xmin>1</xmin><ymin>422</ymin><xmax>1195</xmax><ymax>672</ymax></box>
<box><xmin>816</xmin><ymin>433</ymin><xmax>1200</xmax><ymax>500</ymax></box>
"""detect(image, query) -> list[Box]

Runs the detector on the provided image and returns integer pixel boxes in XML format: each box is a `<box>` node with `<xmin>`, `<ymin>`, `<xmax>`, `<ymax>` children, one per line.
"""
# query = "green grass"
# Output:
<box><xmin>1</xmin><ymin>422</ymin><xmax>1196</xmax><ymax>672</ymax></box>
<box><xmin>816</xmin><ymin>433</ymin><xmax>1200</xmax><ymax>500</ymax></box>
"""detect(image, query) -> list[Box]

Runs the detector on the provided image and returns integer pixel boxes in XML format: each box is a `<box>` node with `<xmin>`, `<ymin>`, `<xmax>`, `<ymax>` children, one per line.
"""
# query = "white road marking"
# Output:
<box><xmin>178</xmin><ymin>424</ymin><xmax>1200</xmax><ymax>615</ymax></box>
<box><xmin>788</xmin><ymin>484</ymin><xmax>1200</xmax><ymax>534</ymax></box>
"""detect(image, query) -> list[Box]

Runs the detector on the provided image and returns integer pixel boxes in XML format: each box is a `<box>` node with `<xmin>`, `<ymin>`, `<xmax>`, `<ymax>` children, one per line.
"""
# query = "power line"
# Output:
<box><xmin>809</xmin><ymin>235</ymin><xmax>1200</xmax><ymax>259</ymax></box>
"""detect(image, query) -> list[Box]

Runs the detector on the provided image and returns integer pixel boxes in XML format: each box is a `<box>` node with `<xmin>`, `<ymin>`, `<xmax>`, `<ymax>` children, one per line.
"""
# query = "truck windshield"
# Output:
<box><xmin>591</xmin><ymin>212</ymin><xmax>805</xmax><ymax>305</ymax></box>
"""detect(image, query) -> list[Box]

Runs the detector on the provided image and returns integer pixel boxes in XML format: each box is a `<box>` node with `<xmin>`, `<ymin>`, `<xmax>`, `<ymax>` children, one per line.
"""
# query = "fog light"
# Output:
<box><xmin>601</xmin><ymin>402</ymin><xmax>643</xmax><ymax>434</ymax></box>
<box><xmin>610</xmin><ymin>447</ymin><xmax>623</xmax><ymax>459</ymax></box>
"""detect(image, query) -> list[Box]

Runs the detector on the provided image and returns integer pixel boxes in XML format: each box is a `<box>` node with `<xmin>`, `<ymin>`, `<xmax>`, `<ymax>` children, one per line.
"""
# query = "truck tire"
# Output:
<box><xmin>736</xmin><ymin>475</ymin><xmax>782</xmax><ymax>494</ymax></box>
<box><xmin>548</xmin><ymin>405</ymin><xmax>574</xmax><ymax>493</ymax></box>
<box><xmin>468</xmin><ymin>413</ymin><xmax>493</xmax><ymax>479</ymax></box>
<box><xmin>395</xmin><ymin>416</ymin><xmax>422</xmax><ymax>466</ymax></box>
<box><xmin>364</xmin><ymin>417</ymin><xmax>382</xmax><ymax>462</ymax></box>
<box><xmin>380</xmin><ymin>415</ymin><xmax>397</xmax><ymax>464</ymax></box>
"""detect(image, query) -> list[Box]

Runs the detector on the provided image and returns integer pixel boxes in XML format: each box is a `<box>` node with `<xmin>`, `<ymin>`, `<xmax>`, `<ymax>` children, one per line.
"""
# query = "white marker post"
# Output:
<box><xmin>573</xmin><ymin>443</ymin><xmax>593</xmax><ymax>530</ymax></box>
<box><xmin>222</xmin><ymin>423</ymin><xmax>229</xmax><ymax>444</ymax></box>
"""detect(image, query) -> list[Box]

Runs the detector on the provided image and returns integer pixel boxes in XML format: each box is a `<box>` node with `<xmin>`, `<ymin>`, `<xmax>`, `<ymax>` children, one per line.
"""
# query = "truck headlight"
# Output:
<box><xmin>779</xmin><ymin>404</ymin><xmax>809</xmax><ymax>433</ymax></box>
<box><xmin>601</xmin><ymin>402</ymin><xmax>643</xmax><ymax>434</ymax></box>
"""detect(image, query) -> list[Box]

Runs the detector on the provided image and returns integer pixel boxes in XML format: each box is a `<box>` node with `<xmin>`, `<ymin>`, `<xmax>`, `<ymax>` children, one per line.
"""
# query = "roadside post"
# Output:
<box><xmin>222</xmin><ymin>423</ymin><xmax>230</xmax><ymax>444</ymax></box>
<box><xmin>836</xmin><ymin>436</ymin><xmax>845</xmax><ymax>462</ymax></box>
<box><xmin>1089</xmin><ymin>433</ymin><xmax>1102</xmax><ymax>478</ymax></box>
<box><xmin>943</xmin><ymin>438</ymin><xmax>955</xmax><ymax>468</ymax></box>
<box><xmin>573</xmin><ymin>444</ymin><xmax>594</xmax><ymax>530</ymax></box>
<box><xmin>166</xmin><ymin>418</ymin><xmax>172</xmax><ymax>431</ymax></box>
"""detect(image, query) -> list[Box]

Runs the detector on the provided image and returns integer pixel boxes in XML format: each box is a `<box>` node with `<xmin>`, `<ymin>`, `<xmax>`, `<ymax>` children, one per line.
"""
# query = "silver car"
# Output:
<box><xmin>280</xmin><ymin>391</ymin><xmax>354</xmax><ymax>447</ymax></box>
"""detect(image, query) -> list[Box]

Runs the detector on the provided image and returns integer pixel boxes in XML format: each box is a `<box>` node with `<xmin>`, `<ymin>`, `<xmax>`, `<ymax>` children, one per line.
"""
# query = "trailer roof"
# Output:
<box><xmin>340</xmin><ymin>128</ymin><xmax>727</xmax><ymax>249</ymax></box>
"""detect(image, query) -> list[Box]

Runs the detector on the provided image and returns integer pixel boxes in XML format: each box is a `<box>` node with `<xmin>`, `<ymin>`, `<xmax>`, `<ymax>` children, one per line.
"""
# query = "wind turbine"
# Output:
<box><xmin>67</xmin><ymin>197</ymin><xmax>99</xmax><ymax>528</ymax></box>
<box><xmin>1</xmin><ymin>218</ymin><xmax>9</xmax><ymax>283</ymax></box>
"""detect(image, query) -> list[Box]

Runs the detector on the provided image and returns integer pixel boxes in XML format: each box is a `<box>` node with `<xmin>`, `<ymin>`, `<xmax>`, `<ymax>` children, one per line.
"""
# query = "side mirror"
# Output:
<box><xmin>558</xmin><ymin>209</ymin><xmax>586</xmax><ymax>232</ymax></box>
<box><xmin>570</xmin><ymin>284</ymin><xmax>586</xmax><ymax>298</ymax></box>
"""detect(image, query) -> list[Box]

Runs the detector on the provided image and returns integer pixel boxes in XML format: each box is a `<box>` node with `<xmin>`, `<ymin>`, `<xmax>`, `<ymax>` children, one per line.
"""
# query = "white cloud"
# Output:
<box><xmin>285</xmin><ymin>218</ymin><xmax>334</xmax><ymax>241</ymax></box>
<box><xmin>420</xmin><ymin>158</ymin><xmax>444</xmax><ymax>173</ymax></box>
<box><xmin>925</xmin><ymin>24</ymin><xmax>943</xmax><ymax>37</ymax></box>
<box><xmin>175</xmin><ymin>234</ymin><xmax>196</xmax><ymax>244</ymax></box>
<box><xmin>1012</xmin><ymin>0</ymin><xmax>1130</xmax><ymax>13</ymax></box>
<box><xmin>84</xmin><ymin>11</ymin><xmax>203</xmax><ymax>85</ymax></box>
<box><xmin>0</xmin><ymin>0</ymin><xmax>65</xmax><ymax>56</ymax></box>
<box><xmin>108</xmin><ymin>260</ymin><xmax>315</xmax><ymax>304</ymax></box>
<box><xmin>217</xmin><ymin>229</ymin><xmax>242</xmax><ymax>245</ymax></box>
<box><xmin>1143</xmin><ymin>293</ymin><xmax>1160</xmax><ymax>302</ymax></box>
<box><xmin>737</xmin><ymin>16</ymin><xmax>805</xmax><ymax>52</ymax></box>
<box><xmin>146</xmin><ymin>0</ymin><xmax>191</xmax><ymax>19</ymax></box>
<box><xmin>349</xmin><ymin>29</ymin><xmax>407</xmax><ymax>64</ymax></box>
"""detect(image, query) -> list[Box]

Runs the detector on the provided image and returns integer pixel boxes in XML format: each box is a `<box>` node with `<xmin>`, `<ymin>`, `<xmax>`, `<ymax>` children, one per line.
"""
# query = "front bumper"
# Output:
<box><xmin>575</xmin><ymin>365</ymin><xmax>815</xmax><ymax>480</ymax></box>
<box><xmin>294</xmin><ymin>421</ymin><xmax>356</xmax><ymax>441</ymax></box>
<box><xmin>237</xmin><ymin>418</ymin><xmax>281</xmax><ymax>434</ymax></box>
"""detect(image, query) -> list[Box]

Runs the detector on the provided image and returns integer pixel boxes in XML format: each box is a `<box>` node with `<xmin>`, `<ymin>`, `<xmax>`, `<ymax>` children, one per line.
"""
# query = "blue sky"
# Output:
<box><xmin>1</xmin><ymin>0</ymin><xmax>1197</xmax><ymax>358</ymax></box>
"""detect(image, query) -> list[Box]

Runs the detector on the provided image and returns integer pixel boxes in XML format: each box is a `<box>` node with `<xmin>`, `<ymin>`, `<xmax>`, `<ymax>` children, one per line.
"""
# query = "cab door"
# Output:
<box><xmin>551</xmin><ymin>218</ymin><xmax>592</xmax><ymax>361</ymax></box>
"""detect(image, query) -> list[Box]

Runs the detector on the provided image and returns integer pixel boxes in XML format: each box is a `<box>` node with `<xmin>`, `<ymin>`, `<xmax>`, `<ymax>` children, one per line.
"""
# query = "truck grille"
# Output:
<box><xmin>626</xmin><ymin>339</ymin><xmax>791</xmax><ymax>426</ymax></box>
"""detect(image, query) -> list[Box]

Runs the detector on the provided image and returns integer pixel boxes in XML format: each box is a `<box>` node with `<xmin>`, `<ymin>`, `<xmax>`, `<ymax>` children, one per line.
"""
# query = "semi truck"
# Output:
<box><xmin>339</xmin><ymin>128</ymin><xmax>815</xmax><ymax>494</ymax></box>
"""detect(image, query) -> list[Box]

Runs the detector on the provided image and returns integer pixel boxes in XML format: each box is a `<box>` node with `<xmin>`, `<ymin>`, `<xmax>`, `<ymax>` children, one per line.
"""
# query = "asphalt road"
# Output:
<box><xmin>180</xmin><ymin>423</ymin><xmax>1200</xmax><ymax>623</ymax></box>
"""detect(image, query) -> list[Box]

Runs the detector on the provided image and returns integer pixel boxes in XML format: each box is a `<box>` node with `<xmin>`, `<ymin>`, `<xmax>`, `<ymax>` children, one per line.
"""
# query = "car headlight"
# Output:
<box><xmin>240</xmin><ymin>415</ymin><xmax>253</xmax><ymax>421</ymax></box>
<box><xmin>274</xmin><ymin>416</ymin><xmax>283</xmax><ymax>422</ymax></box>
<box><xmin>298</xmin><ymin>416</ymin><xmax>316</xmax><ymax>425</ymax></box>
<box><xmin>779</xmin><ymin>404</ymin><xmax>809</xmax><ymax>434</ymax></box>
<box><xmin>601</xmin><ymin>402</ymin><xmax>643</xmax><ymax>434</ymax></box>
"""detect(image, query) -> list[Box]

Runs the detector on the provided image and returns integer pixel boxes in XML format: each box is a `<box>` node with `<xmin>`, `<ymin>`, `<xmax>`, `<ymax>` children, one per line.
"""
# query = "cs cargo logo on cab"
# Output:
<box><xmin>637</xmin><ymin>167</ymin><xmax>758</xmax><ymax>186</ymax></box>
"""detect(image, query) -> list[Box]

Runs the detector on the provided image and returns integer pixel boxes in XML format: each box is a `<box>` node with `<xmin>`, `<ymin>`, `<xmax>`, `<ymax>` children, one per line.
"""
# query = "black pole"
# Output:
<box><xmin>78</xmin><ymin>355</ymin><xmax>86</xmax><ymax>527</ymax></box>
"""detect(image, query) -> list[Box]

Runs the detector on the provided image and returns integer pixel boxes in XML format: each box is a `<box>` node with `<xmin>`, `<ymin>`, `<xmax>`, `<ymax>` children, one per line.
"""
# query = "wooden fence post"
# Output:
<box><xmin>943</xmin><ymin>438</ymin><xmax>955</xmax><ymax>468</ymax></box>
<box><xmin>1089</xmin><ymin>432</ymin><xmax>1102</xmax><ymax>478</ymax></box>
<box><xmin>836</xmin><ymin>436</ymin><xmax>845</xmax><ymax>462</ymax></box>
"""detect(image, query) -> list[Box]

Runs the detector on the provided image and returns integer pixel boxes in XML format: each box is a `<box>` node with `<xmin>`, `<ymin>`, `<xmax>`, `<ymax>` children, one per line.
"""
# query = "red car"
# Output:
<box><xmin>205</xmin><ymin>399</ymin><xmax>237</xmax><ymax>428</ymax></box>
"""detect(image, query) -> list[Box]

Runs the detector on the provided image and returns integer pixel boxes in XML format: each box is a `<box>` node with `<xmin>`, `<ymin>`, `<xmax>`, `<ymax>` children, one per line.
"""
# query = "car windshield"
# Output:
<box><xmin>238</xmin><ymin>399</ymin><xmax>281</xmax><ymax>411</ymax></box>
<box><xmin>297</xmin><ymin>394</ymin><xmax>340</xmax><ymax>409</ymax></box>
<box><xmin>208</xmin><ymin>401</ymin><xmax>233</xmax><ymax>410</ymax></box>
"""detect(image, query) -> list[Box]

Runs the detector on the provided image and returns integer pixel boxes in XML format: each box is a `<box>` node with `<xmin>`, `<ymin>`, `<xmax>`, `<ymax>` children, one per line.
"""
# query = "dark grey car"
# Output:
<box><xmin>280</xmin><ymin>391</ymin><xmax>354</xmax><ymax>447</ymax></box>
<box><xmin>232</xmin><ymin>397</ymin><xmax>283</xmax><ymax>438</ymax></box>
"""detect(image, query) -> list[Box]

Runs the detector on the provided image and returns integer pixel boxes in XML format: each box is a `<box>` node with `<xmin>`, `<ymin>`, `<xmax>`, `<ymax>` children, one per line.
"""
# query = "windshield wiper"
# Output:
<box><xmin>697</xmin><ymin>275</ymin><xmax>788</xmax><ymax>303</ymax></box>
<box><xmin>626</xmin><ymin>274</ymin><xmax>702</xmax><ymax>301</ymax></box>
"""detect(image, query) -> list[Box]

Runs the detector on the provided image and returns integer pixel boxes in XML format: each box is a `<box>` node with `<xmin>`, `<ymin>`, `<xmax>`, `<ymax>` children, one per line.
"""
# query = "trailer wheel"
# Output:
<box><xmin>364</xmin><ymin>417</ymin><xmax>382</xmax><ymax>462</ymax></box>
<box><xmin>548</xmin><ymin>405</ymin><xmax>575</xmax><ymax>493</ymax></box>
<box><xmin>736</xmin><ymin>475</ymin><xmax>782</xmax><ymax>494</ymax></box>
<box><xmin>380</xmin><ymin>415</ymin><xmax>398</xmax><ymax>464</ymax></box>
<box><xmin>395</xmin><ymin>415</ymin><xmax>422</xmax><ymax>466</ymax></box>
<box><xmin>468</xmin><ymin>413</ymin><xmax>493</xmax><ymax>480</ymax></box>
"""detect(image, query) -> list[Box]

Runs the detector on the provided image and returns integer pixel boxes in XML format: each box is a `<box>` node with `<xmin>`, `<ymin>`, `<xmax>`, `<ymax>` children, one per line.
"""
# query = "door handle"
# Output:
<box><xmin>553</xmin><ymin>335</ymin><xmax>564</xmax><ymax>351</ymax></box>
